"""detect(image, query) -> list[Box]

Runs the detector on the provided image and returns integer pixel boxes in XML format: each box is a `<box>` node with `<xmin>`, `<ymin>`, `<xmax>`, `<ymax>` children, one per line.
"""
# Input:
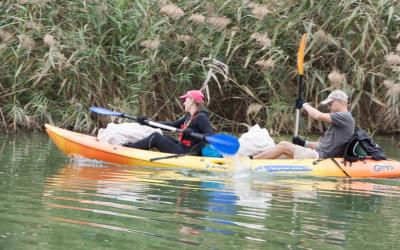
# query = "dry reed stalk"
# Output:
<box><xmin>157</xmin><ymin>0</ymin><xmax>168</xmax><ymax>8</ymax></box>
<box><xmin>18</xmin><ymin>34</ymin><xmax>35</xmax><ymax>50</ymax></box>
<box><xmin>200</xmin><ymin>58</ymin><xmax>229</xmax><ymax>102</ymax></box>
<box><xmin>160</xmin><ymin>4</ymin><xmax>184</xmax><ymax>19</ymax></box>
<box><xmin>176</xmin><ymin>35</ymin><xmax>193</xmax><ymax>43</ymax></box>
<box><xmin>231</xmin><ymin>26</ymin><xmax>240</xmax><ymax>32</ymax></box>
<box><xmin>255</xmin><ymin>58</ymin><xmax>275</xmax><ymax>70</ymax></box>
<box><xmin>0</xmin><ymin>105</ymin><xmax>8</xmax><ymax>133</ymax></box>
<box><xmin>383</xmin><ymin>79</ymin><xmax>395</xmax><ymax>88</ymax></box>
<box><xmin>314</xmin><ymin>30</ymin><xmax>330</xmax><ymax>44</ymax></box>
<box><xmin>383</xmin><ymin>80</ymin><xmax>400</xmax><ymax>97</ymax></box>
<box><xmin>204</xmin><ymin>3</ymin><xmax>217</xmax><ymax>15</ymax></box>
<box><xmin>140</xmin><ymin>39</ymin><xmax>160</xmax><ymax>49</ymax></box>
<box><xmin>43</xmin><ymin>34</ymin><xmax>56</xmax><ymax>47</ymax></box>
<box><xmin>179</xmin><ymin>56</ymin><xmax>189</xmax><ymax>65</ymax></box>
<box><xmin>207</xmin><ymin>16</ymin><xmax>231</xmax><ymax>29</ymax></box>
<box><xmin>385</xmin><ymin>52</ymin><xmax>400</xmax><ymax>66</ymax></box>
<box><xmin>249</xmin><ymin>3</ymin><xmax>269</xmax><ymax>20</ymax></box>
<box><xmin>328</xmin><ymin>70</ymin><xmax>346</xmax><ymax>85</ymax></box>
<box><xmin>32</xmin><ymin>50</ymin><xmax>64</xmax><ymax>86</ymax></box>
<box><xmin>250</xmin><ymin>33</ymin><xmax>272</xmax><ymax>47</ymax></box>
<box><xmin>247</xmin><ymin>103</ymin><xmax>263</xmax><ymax>116</ymax></box>
<box><xmin>0</xmin><ymin>29</ymin><xmax>14</xmax><ymax>43</ymax></box>
<box><xmin>24</xmin><ymin>21</ymin><xmax>42</xmax><ymax>31</ymax></box>
<box><xmin>189</xmin><ymin>14</ymin><xmax>205</xmax><ymax>24</ymax></box>
<box><xmin>389</xmin><ymin>84</ymin><xmax>400</xmax><ymax>96</ymax></box>
<box><xmin>18</xmin><ymin>0</ymin><xmax>50</xmax><ymax>5</ymax></box>
<box><xmin>96</xmin><ymin>2</ymin><xmax>108</xmax><ymax>12</ymax></box>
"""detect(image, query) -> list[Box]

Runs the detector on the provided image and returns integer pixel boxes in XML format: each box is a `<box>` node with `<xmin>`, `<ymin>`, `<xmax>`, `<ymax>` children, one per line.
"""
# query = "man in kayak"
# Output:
<box><xmin>252</xmin><ymin>90</ymin><xmax>355</xmax><ymax>159</ymax></box>
<box><xmin>123</xmin><ymin>90</ymin><xmax>213</xmax><ymax>155</ymax></box>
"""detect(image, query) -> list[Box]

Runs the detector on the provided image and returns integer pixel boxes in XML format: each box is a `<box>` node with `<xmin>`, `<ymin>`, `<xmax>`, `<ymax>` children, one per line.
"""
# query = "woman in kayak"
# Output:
<box><xmin>123</xmin><ymin>90</ymin><xmax>213</xmax><ymax>155</ymax></box>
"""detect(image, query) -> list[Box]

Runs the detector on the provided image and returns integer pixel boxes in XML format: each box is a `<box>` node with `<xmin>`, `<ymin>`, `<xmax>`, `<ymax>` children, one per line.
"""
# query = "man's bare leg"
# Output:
<box><xmin>253</xmin><ymin>141</ymin><xmax>296</xmax><ymax>159</ymax></box>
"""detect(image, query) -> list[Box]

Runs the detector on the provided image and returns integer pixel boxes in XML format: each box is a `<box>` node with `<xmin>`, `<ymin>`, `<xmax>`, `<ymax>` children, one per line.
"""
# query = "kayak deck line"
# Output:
<box><xmin>331</xmin><ymin>158</ymin><xmax>351</xmax><ymax>177</ymax></box>
<box><xmin>45</xmin><ymin>124</ymin><xmax>400</xmax><ymax>178</ymax></box>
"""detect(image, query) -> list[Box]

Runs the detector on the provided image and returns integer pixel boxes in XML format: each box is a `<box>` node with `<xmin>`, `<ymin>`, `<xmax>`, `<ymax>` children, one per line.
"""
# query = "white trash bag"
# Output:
<box><xmin>238</xmin><ymin>124</ymin><xmax>275</xmax><ymax>156</ymax></box>
<box><xmin>97</xmin><ymin>122</ymin><xmax>162</xmax><ymax>145</ymax></box>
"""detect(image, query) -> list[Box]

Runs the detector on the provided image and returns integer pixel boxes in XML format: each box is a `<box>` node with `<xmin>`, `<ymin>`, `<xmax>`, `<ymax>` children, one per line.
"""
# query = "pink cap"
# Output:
<box><xmin>179</xmin><ymin>90</ymin><xmax>205</xmax><ymax>103</ymax></box>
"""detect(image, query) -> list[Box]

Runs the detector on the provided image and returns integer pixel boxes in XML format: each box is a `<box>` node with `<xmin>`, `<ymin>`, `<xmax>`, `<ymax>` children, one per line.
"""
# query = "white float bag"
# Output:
<box><xmin>238</xmin><ymin>124</ymin><xmax>275</xmax><ymax>156</ymax></box>
<box><xmin>97</xmin><ymin>122</ymin><xmax>163</xmax><ymax>145</ymax></box>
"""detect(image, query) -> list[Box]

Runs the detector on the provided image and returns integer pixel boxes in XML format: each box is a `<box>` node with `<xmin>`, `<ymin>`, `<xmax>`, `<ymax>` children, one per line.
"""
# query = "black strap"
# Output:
<box><xmin>149</xmin><ymin>143</ymin><xmax>203</xmax><ymax>162</ymax></box>
<box><xmin>150</xmin><ymin>153</ymin><xmax>189</xmax><ymax>162</ymax></box>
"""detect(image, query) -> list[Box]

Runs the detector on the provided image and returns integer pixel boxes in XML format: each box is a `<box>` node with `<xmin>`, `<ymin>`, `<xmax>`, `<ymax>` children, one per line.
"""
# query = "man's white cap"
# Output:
<box><xmin>320</xmin><ymin>90</ymin><xmax>348</xmax><ymax>105</ymax></box>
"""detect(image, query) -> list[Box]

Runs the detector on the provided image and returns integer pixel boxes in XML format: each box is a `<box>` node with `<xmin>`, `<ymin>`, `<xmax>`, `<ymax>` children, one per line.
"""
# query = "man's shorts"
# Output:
<box><xmin>293</xmin><ymin>145</ymin><xmax>319</xmax><ymax>159</ymax></box>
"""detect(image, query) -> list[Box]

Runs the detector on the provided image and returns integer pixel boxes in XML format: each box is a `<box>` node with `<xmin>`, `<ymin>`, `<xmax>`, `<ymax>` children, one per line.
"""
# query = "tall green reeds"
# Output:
<box><xmin>0</xmin><ymin>0</ymin><xmax>399</xmax><ymax>134</ymax></box>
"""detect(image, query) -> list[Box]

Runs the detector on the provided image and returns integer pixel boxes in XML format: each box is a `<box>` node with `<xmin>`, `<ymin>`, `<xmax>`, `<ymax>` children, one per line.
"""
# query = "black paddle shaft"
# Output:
<box><xmin>121</xmin><ymin>113</ymin><xmax>206</xmax><ymax>141</ymax></box>
<box><xmin>297</xmin><ymin>75</ymin><xmax>303</xmax><ymax>101</ymax></box>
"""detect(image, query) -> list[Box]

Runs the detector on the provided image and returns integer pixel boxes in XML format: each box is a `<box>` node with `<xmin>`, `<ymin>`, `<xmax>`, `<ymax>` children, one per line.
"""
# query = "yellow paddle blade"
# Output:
<box><xmin>297</xmin><ymin>33</ymin><xmax>307</xmax><ymax>76</ymax></box>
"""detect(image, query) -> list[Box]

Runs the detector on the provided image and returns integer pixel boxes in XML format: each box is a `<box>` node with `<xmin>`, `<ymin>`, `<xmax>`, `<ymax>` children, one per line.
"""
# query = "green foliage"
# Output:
<box><xmin>0</xmin><ymin>0</ymin><xmax>399</xmax><ymax>133</ymax></box>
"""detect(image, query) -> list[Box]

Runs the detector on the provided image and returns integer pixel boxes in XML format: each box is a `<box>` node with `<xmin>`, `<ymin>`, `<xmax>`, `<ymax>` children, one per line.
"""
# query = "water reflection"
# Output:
<box><xmin>40</xmin><ymin>163</ymin><xmax>400</xmax><ymax>248</ymax></box>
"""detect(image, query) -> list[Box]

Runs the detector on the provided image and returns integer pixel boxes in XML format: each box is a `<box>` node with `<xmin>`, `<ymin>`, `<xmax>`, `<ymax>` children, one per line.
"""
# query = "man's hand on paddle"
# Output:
<box><xmin>295</xmin><ymin>98</ymin><xmax>304</xmax><ymax>109</ymax></box>
<box><xmin>292</xmin><ymin>136</ymin><xmax>306</xmax><ymax>147</ymax></box>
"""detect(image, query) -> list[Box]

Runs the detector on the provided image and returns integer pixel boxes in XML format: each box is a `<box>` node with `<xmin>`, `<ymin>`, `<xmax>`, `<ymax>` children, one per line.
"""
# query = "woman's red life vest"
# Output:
<box><xmin>178</xmin><ymin>113</ymin><xmax>199</xmax><ymax>147</ymax></box>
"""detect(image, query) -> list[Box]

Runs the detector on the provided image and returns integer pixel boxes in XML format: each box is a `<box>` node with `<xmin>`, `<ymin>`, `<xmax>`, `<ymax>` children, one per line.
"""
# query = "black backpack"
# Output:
<box><xmin>344</xmin><ymin>128</ymin><xmax>387</xmax><ymax>162</ymax></box>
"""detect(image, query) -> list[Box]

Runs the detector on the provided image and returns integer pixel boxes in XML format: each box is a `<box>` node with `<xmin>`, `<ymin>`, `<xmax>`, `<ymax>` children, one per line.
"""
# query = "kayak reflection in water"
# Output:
<box><xmin>123</xmin><ymin>90</ymin><xmax>213</xmax><ymax>156</ymax></box>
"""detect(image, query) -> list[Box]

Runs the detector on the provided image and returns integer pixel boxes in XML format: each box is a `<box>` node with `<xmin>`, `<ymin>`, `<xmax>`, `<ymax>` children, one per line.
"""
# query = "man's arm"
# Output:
<box><xmin>303</xmin><ymin>103</ymin><xmax>332</xmax><ymax>123</ymax></box>
<box><xmin>305</xmin><ymin>141</ymin><xmax>318</xmax><ymax>149</ymax></box>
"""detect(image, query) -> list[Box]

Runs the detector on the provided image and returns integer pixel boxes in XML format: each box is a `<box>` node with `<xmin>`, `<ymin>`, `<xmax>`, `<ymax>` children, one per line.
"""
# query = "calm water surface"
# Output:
<box><xmin>1</xmin><ymin>132</ymin><xmax>400</xmax><ymax>249</ymax></box>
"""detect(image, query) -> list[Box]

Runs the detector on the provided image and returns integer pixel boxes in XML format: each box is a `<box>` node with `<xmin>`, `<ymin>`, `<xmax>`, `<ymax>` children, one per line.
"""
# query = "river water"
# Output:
<box><xmin>0</xmin><ymin>132</ymin><xmax>400</xmax><ymax>249</ymax></box>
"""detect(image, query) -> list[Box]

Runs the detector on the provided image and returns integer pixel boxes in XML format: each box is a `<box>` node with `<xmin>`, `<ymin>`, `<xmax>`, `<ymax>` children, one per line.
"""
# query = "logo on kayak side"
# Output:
<box><xmin>373</xmin><ymin>164</ymin><xmax>394</xmax><ymax>172</ymax></box>
<box><xmin>255</xmin><ymin>165</ymin><xmax>312</xmax><ymax>172</ymax></box>
<box><xmin>201</xmin><ymin>159</ymin><xmax>228</xmax><ymax>170</ymax></box>
<box><xmin>204</xmin><ymin>164</ymin><xmax>228</xmax><ymax>170</ymax></box>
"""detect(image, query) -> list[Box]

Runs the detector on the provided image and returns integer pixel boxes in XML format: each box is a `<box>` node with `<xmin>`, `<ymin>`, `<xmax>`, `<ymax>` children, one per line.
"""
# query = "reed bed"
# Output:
<box><xmin>0</xmin><ymin>0</ymin><xmax>399</xmax><ymax>134</ymax></box>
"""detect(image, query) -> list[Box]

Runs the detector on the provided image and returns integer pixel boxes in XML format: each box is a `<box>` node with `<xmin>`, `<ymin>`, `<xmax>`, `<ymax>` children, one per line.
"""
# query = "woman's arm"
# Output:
<box><xmin>192</xmin><ymin>113</ymin><xmax>213</xmax><ymax>136</ymax></box>
<box><xmin>161</xmin><ymin>116</ymin><xmax>187</xmax><ymax>129</ymax></box>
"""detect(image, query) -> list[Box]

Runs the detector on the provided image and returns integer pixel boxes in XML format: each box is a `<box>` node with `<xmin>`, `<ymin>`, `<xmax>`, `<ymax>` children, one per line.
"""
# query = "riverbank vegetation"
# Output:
<box><xmin>0</xmin><ymin>0</ymin><xmax>399</xmax><ymax>134</ymax></box>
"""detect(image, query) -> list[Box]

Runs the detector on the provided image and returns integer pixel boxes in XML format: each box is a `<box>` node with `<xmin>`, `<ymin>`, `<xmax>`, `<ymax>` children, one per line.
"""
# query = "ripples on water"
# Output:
<box><xmin>1</xmin><ymin>133</ymin><xmax>400</xmax><ymax>249</ymax></box>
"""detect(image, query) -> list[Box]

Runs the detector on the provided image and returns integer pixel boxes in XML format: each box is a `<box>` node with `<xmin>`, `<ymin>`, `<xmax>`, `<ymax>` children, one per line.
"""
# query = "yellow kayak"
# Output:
<box><xmin>45</xmin><ymin>124</ymin><xmax>400</xmax><ymax>178</ymax></box>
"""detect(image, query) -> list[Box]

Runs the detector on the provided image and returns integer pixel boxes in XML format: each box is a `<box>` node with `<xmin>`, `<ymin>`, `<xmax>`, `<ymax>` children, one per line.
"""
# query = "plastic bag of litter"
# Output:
<box><xmin>97</xmin><ymin>122</ymin><xmax>162</xmax><ymax>145</ymax></box>
<box><xmin>238</xmin><ymin>124</ymin><xmax>275</xmax><ymax>156</ymax></box>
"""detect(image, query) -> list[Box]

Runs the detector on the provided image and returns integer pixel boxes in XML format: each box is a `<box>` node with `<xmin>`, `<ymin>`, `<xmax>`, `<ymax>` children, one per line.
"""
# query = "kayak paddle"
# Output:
<box><xmin>294</xmin><ymin>33</ymin><xmax>307</xmax><ymax>137</ymax></box>
<box><xmin>90</xmin><ymin>106</ymin><xmax>240</xmax><ymax>155</ymax></box>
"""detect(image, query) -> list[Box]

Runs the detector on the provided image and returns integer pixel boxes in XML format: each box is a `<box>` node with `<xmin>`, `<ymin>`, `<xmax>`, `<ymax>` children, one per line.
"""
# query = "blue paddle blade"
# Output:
<box><xmin>205</xmin><ymin>133</ymin><xmax>240</xmax><ymax>155</ymax></box>
<box><xmin>90</xmin><ymin>107</ymin><xmax>124</xmax><ymax>117</ymax></box>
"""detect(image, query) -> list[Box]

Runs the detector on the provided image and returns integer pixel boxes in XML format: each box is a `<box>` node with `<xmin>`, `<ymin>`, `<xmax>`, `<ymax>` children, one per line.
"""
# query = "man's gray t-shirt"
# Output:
<box><xmin>316</xmin><ymin>112</ymin><xmax>355</xmax><ymax>158</ymax></box>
